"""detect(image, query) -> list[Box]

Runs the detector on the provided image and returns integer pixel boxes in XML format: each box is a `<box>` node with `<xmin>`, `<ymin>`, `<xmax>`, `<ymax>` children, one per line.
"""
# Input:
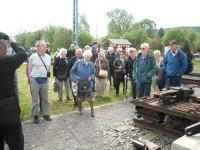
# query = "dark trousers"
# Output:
<box><xmin>137</xmin><ymin>83</ymin><xmax>152</xmax><ymax>98</ymax></box>
<box><xmin>167</xmin><ymin>76</ymin><xmax>181</xmax><ymax>87</ymax></box>
<box><xmin>108</xmin><ymin>75</ymin><xmax>116</xmax><ymax>88</ymax></box>
<box><xmin>0</xmin><ymin>96</ymin><xmax>24</xmax><ymax>150</ymax></box>
<box><xmin>0</xmin><ymin>123</ymin><xmax>24</xmax><ymax>150</ymax></box>
<box><xmin>115</xmin><ymin>79</ymin><xmax>125</xmax><ymax>95</ymax></box>
<box><xmin>130</xmin><ymin>79</ymin><xmax>137</xmax><ymax>99</ymax></box>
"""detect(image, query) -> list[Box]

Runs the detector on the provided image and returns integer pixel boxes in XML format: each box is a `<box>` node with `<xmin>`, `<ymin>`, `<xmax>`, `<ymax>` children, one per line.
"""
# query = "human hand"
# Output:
<box><xmin>124</xmin><ymin>75</ymin><xmax>127</xmax><ymax>79</ymax></box>
<box><xmin>9</xmin><ymin>36</ymin><xmax>16</xmax><ymax>43</ymax></box>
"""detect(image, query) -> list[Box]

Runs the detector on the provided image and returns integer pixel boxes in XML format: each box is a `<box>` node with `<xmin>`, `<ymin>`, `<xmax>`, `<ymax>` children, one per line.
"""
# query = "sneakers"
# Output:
<box><xmin>33</xmin><ymin>116</ymin><xmax>39</xmax><ymax>124</ymax></box>
<box><xmin>43</xmin><ymin>115</ymin><xmax>52</xmax><ymax>121</ymax></box>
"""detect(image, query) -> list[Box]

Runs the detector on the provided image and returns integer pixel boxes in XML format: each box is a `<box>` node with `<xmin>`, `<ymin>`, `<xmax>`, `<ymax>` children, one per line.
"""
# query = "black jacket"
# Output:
<box><xmin>106</xmin><ymin>52</ymin><xmax>118</xmax><ymax>76</ymax></box>
<box><xmin>124</xmin><ymin>56</ymin><xmax>136</xmax><ymax>79</ymax></box>
<box><xmin>0</xmin><ymin>42</ymin><xmax>28</xmax><ymax>99</ymax></box>
<box><xmin>53</xmin><ymin>57</ymin><xmax>70</xmax><ymax>79</ymax></box>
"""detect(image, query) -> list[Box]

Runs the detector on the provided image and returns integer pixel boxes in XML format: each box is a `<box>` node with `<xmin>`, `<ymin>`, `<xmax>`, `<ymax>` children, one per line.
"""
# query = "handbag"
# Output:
<box><xmin>79</xmin><ymin>79</ymin><xmax>90</xmax><ymax>90</ymax></box>
<box><xmin>98</xmin><ymin>60</ymin><xmax>108</xmax><ymax>78</ymax></box>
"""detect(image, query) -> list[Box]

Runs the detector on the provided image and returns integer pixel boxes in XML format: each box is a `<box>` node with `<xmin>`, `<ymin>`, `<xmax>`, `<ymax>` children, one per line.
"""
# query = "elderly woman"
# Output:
<box><xmin>95</xmin><ymin>51</ymin><xmax>109</xmax><ymax>98</ymax></box>
<box><xmin>152</xmin><ymin>50</ymin><xmax>165</xmax><ymax>92</ymax></box>
<box><xmin>70</xmin><ymin>50</ymin><xmax>96</xmax><ymax>117</ymax></box>
<box><xmin>53</xmin><ymin>48</ymin><xmax>71</xmax><ymax>101</ymax></box>
<box><xmin>29</xmin><ymin>40</ymin><xmax>52</xmax><ymax>124</ymax></box>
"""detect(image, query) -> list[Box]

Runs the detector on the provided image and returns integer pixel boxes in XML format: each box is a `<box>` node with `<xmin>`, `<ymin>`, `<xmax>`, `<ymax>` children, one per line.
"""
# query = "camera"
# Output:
<box><xmin>47</xmin><ymin>71</ymin><xmax>51</xmax><ymax>78</ymax></box>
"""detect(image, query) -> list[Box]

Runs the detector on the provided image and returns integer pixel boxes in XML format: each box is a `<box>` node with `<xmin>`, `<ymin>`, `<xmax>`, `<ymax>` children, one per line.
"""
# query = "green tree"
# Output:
<box><xmin>132</xmin><ymin>19</ymin><xmax>157</xmax><ymax>38</ymax></box>
<box><xmin>162</xmin><ymin>29</ymin><xmax>188</xmax><ymax>46</ymax></box>
<box><xmin>78</xmin><ymin>31</ymin><xmax>94</xmax><ymax>48</ymax></box>
<box><xmin>52</xmin><ymin>27</ymin><xmax>72</xmax><ymax>50</ymax></box>
<box><xmin>123</xmin><ymin>28</ymin><xmax>150</xmax><ymax>50</ymax></box>
<box><xmin>158</xmin><ymin>27</ymin><xmax>165</xmax><ymax>38</ymax></box>
<box><xmin>106</xmin><ymin>8</ymin><xmax>134</xmax><ymax>36</ymax></box>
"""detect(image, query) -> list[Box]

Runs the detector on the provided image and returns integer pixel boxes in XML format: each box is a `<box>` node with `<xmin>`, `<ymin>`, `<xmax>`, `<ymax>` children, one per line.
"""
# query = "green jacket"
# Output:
<box><xmin>132</xmin><ymin>53</ymin><xmax>156</xmax><ymax>84</ymax></box>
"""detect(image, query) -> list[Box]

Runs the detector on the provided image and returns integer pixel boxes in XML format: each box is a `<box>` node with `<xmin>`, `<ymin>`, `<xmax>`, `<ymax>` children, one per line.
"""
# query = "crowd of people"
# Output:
<box><xmin>0</xmin><ymin>31</ymin><xmax>189</xmax><ymax>149</ymax></box>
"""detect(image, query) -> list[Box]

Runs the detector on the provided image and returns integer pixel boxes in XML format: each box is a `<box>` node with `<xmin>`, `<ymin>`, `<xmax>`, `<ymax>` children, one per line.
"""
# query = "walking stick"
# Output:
<box><xmin>123</xmin><ymin>77</ymin><xmax>127</xmax><ymax>102</ymax></box>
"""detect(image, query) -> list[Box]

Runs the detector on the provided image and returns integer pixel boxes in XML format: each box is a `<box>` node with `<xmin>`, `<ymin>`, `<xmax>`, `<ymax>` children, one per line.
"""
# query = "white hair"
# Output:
<box><xmin>83</xmin><ymin>50</ymin><xmax>92</xmax><ymax>57</ymax></box>
<box><xmin>141</xmin><ymin>43</ymin><xmax>149</xmax><ymax>49</ymax></box>
<box><xmin>59</xmin><ymin>48</ymin><xmax>67</xmax><ymax>55</ymax></box>
<box><xmin>154</xmin><ymin>49</ymin><xmax>161</xmax><ymax>56</ymax></box>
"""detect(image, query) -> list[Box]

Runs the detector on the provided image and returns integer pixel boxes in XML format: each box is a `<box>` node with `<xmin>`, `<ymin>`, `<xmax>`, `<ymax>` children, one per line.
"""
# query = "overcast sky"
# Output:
<box><xmin>0</xmin><ymin>0</ymin><xmax>200</xmax><ymax>37</ymax></box>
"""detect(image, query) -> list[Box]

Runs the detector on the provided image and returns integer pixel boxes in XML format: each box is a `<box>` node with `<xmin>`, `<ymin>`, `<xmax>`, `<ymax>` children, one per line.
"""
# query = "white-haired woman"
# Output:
<box><xmin>152</xmin><ymin>50</ymin><xmax>165</xmax><ymax>91</ymax></box>
<box><xmin>70</xmin><ymin>50</ymin><xmax>96</xmax><ymax>117</ymax></box>
<box><xmin>53</xmin><ymin>48</ymin><xmax>71</xmax><ymax>101</ymax></box>
<box><xmin>94</xmin><ymin>51</ymin><xmax>109</xmax><ymax>98</ymax></box>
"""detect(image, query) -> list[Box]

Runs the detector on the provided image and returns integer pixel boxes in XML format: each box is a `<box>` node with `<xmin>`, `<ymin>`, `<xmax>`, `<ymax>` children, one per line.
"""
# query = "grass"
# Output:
<box><xmin>17</xmin><ymin>60</ymin><xmax>200</xmax><ymax>121</ymax></box>
<box><xmin>17</xmin><ymin>65</ymin><xmax>131</xmax><ymax>121</ymax></box>
<box><xmin>193</xmin><ymin>60</ymin><xmax>200</xmax><ymax>71</ymax></box>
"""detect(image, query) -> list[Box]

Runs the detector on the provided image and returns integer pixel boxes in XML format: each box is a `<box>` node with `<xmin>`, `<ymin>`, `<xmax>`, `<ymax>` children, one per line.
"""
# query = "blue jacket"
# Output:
<box><xmin>164</xmin><ymin>50</ymin><xmax>188</xmax><ymax>77</ymax></box>
<box><xmin>70</xmin><ymin>59</ymin><xmax>95</xmax><ymax>92</ymax></box>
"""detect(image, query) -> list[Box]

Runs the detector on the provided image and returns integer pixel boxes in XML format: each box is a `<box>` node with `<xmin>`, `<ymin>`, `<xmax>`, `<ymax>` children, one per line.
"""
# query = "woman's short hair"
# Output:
<box><xmin>154</xmin><ymin>49</ymin><xmax>161</xmax><ymax>56</ymax></box>
<box><xmin>59</xmin><ymin>48</ymin><xmax>68</xmax><ymax>55</ymax></box>
<box><xmin>83</xmin><ymin>50</ymin><xmax>92</xmax><ymax>57</ymax></box>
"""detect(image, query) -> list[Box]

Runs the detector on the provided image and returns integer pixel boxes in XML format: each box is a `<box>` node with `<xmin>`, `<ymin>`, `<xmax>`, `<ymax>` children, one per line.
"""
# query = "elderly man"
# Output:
<box><xmin>0</xmin><ymin>32</ymin><xmax>28</xmax><ymax>150</ymax></box>
<box><xmin>133</xmin><ymin>43</ymin><xmax>156</xmax><ymax>97</ymax></box>
<box><xmin>164</xmin><ymin>40</ymin><xmax>188</xmax><ymax>86</ymax></box>
<box><xmin>29</xmin><ymin>40</ymin><xmax>52</xmax><ymax>124</ymax></box>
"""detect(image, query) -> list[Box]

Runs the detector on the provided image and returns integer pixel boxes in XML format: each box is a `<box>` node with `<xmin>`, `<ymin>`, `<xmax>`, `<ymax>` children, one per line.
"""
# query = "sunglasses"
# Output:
<box><xmin>141</xmin><ymin>48</ymin><xmax>145</xmax><ymax>50</ymax></box>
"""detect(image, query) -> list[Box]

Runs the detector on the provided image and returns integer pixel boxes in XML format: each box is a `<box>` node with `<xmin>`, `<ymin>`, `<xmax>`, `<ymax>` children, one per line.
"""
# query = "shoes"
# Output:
<box><xmin>67</xmin><ymin>97</ymin><xmax>71</xmax><ymax>100</ymax></box>
<box><xmin>43</xmin><ymin>115</ymin><xmax>52</xmax><ymax>121</ymax></box>
<box><xmin>33</xmin><ymin>116</ymin><xmax>39</xmax><ymax>124</ymax></box>
<box><xmin>59</xmin><ymin>98</ymin><xmax>62</xmax><ymax>101</ymax></box>
<box><xmin>78</xmin><ymin>107</ymin><xmax>83</xmax><ymax>115</ymax></box>
<box><xmin>91</xmin><ymin>110</ymin><xmax>95</xmax><ymax>117</ymax></box>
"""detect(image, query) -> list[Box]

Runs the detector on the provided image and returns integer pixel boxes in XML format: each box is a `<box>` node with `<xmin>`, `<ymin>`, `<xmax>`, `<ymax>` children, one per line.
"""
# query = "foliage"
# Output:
<box><xmin>162</xmin><ymin>29</ymin><xmax>189</xmax><ymax>46</ymax></box>
<box><xmin>106</xmin><ymin>8</ymin><xmax>134</xmax><ymax>36</ymax></box>
<box><xmin>123</xmin><ymin>28</ymin><xmax>150</xmax><ymax>49</ymax></box>
<box><xmin>158</xmin><ymin>27</ymin><xmax>165</xmax><ymax>38</ymax></box>
<box><xmin>52</xmin><ymin>27</ymin><xmax>72</xmax><ymax>50</ymax></box>
<box><xmin>78</xmin><ymin>31</ymin><xmax>94</xmax><ymax>48</ymax></box>
<box><xmin>132</xmin><ymin>19</ymin><xmax>157</xmax><ymax>38</ymax></box>
<box><xmin>150</xmin><ymin>37</ymin><xmax>164</xmax><ymax>52</ymax></box>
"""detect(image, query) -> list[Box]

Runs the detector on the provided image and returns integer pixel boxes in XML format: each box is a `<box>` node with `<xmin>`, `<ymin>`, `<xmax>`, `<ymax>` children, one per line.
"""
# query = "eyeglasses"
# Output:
<box><xmin>120</xmin><ymin>53</ymin><xmax>125</xmax><ymax>55</ymax></box>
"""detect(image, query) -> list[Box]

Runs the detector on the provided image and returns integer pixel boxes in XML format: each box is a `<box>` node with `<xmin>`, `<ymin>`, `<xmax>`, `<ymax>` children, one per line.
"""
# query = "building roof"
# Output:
<box><xmin>108</xmin><ymin>39</ymin><xmax>132</xmax><ymax>45</ymax></box>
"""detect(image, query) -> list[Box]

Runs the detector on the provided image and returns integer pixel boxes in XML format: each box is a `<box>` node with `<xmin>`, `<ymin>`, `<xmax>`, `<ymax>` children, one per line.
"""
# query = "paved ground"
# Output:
<box><xmin>22</xmin><ymin>100</ymin><xmax>134</xmax><ymax>150</ymax></box>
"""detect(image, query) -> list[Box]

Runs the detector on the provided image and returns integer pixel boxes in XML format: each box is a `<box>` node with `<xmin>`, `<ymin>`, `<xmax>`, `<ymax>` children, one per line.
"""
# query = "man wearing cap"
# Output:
<box><xmin>164</xmin><ymin>40</ymin><xmax>188</xmax><ymax>86</ymax></box>
<box><xmin>0</xmin><ymin>32</ymin><xmax>28</xmax><ymax>150</ymax></box>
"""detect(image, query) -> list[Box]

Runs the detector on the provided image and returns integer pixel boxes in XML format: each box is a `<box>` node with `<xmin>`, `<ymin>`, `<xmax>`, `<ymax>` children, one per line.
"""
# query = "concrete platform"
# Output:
<box><xmin>171</xmin><ymin>133</ymin><xmax>200</xmax><ymax>150</ymax></box>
